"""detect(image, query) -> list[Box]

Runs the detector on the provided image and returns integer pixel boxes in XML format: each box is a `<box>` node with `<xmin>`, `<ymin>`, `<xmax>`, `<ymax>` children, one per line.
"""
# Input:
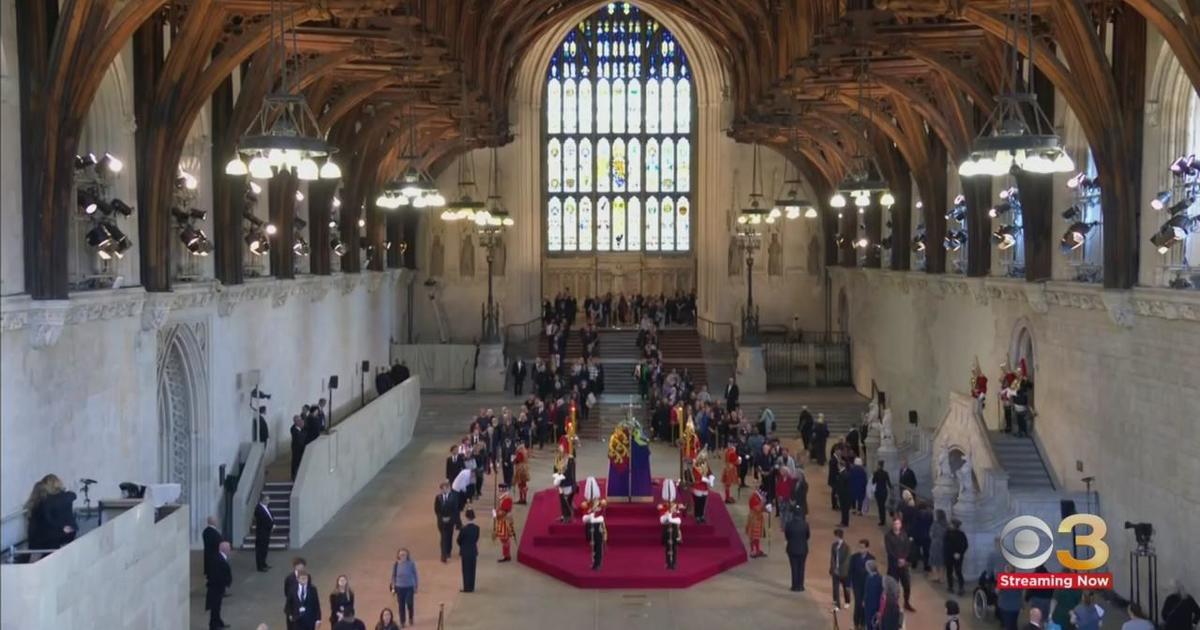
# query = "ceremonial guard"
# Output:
<box><xmin>491</xmin><ymin>491</ymin><xmax>516</xmax><ymax>562</ymax></box>
<box><xmin>552</xmin><ymin>431</ymin><xmax>577</xmax><ymax>523</ymax></box>
<box><xmin>746</xmin><ymin>487</ymin><xmax>772</xmax><ymax>558</ymax></box>
<box><xmin>721</xmin><ymin>444</ymin><xmax>741</xmax><ymax>504</ymax></box>
<box><xmin>659</xmin><ymin>480</ymin><xmax>683</xmax><ymax>570</ymax></box>
<box><xmin>581</xmin><ymin>477</ymin><xmax>608</xmax><ymax>570</ymax></box>
<box><xmin>512</xmin><ymin>443</ymin><xmax>530</xmax><ymax>504</ymax></box>
<box><xmin>679</xmin><ymin>418</ymin><xmax>701</xmax><ymax>462</ymax></box>
<box><xmin>688</xmin><ymin>454</ymin><xmax>716</xmax><ymax>523</ymax></box>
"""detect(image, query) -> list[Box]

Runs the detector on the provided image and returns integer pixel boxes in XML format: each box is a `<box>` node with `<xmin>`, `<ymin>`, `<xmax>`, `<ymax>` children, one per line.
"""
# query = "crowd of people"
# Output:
<box><xmin>542</xmin><ymin>289</ymin><xmax>698</xmax><ymax>329</ymax></box>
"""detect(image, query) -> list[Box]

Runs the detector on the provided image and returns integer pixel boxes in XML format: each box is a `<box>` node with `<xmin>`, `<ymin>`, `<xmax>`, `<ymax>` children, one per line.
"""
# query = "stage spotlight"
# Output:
<box><xmin>331</xmin><ymin>236</ymin><xmax>347</xmax><ymax>256</ymax></box>
<box><xmin>357</xmin><ymin>218</ymin><xmax>366</xmax><ymax>228</ymax></box>
<box><xmin>77</xmin><ymin>189</ymin><xmax>100</xmax><ymax>215</ymax></box>
<box><xmin>1150</xmin><ymin>191</ymin><xmax>1172</xmax><ymax>211</ymax></box>
<box><xmin>295</xmin><ymin>217</ymin><xmax>308</xmax><ymax>230</ymax></box>
<box><xmin>1170</xmin><ymin>154</ymin><xmax>1197</xmax><ymax>176</ymax></box>
<box><xmin>1166</xmin><ymin>199</ymin><xmax>1193</xmax><ymax>215</ymax></box>
<box><xmin>988</xmin><ymin>202</ymin><xmax>1012</xmax><ymax>219</ymax></box>
<box><xmin>1061</xmin><ymin>206</ymin><xmax>1082</xmax><ymax>221</ymax></box>
<box><xmin>188</xmin><ymin>231</ymin><xmax>212</xmax><ymax>256</ymax></box>
<box><xmin>180</xmin><ymin>225</ymin><xmax>202</xmax><ymax>247</ymax></box>
<box><xmin>246</xmin><ymin>229</ymin><xmax>270</xmax><ymax>255</ymax></box>
<box><xmin>1124</xmin><ymin>521</ymin><xmax>1154</xmax><ymax>551</ymax></box>
<box><xmin>265</xmin><ymin>223</ymin><xmax>278</xmax><ymax>236</ymax></box>
<box><xmin>854</xmin><ymin>237</ymin><xmax>870</xmax><ymax>249</ymax></box>
<box><xmin>86</xmin><ymin>223</ymin><xmax>114</xmax><ymax>249</ymax></box>
<box><xmin>110</xmin><ymin>199</ymin><xmax>134</xmax><ymax>216</ymax></box>
<box><xmin>295</xmin><ymin>190</ymin><xmax>305</xmax><ymax>202</ymax></box>
<box><xmin>249</xmin><ymin>181</ymin><xmax>263</xmax><ymax>195</ymax></box>
<box><xmin>944</xmin><ymin>230</ymin><xmax>965</xmax><ymax>251</ymax></box>
<box><xmin>1060</xmin><ymin>221</ymin><xmax>1098</xmax><ymax>251</ymax></box>
<box><xmin>293</xmin><ymin>236</ymin><xmax>311</xmax><ymax>256</ymax></box>
<box><xmin>97</xmin><ymin>152</ymin><xmax>123</xmax><ymax>174</ymax></box>
<box><xmin>992</xmin><ymin>225</ymin><xmax>1021</xmax><ymax>249</ymax></box>
<box><xmin>187</xmin><ymin>208</ymin><xmax>207</xmax><ymax>221</ymax></box>
<box><xmin>881</xmin><ymin>236</ymin><xmax>893</xmax><ymax>249</ymax></box>
<box><xmin>74</xmin><ymin>153</ymin><xmax>97</xmax><ymax>170</ymax></box>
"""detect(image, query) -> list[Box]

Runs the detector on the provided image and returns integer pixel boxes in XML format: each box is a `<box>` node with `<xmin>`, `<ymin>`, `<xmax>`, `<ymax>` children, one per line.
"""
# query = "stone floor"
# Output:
<box><xmin>191</xmin><ymin>390</ymin><xmax>1028</xmax><ymax>630</ymax></box>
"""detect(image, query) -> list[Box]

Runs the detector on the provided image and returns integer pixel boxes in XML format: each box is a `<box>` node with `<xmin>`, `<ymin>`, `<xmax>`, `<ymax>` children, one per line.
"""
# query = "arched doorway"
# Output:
<box><xmin>1007</xmin><ymin>320</ymin><xmax>1037</xmax><ymax>410</ymax></box>
<box><xmin>156</xmin><ymin>321</ymin><xmax>211</xmax><ymax>546</ymax></box>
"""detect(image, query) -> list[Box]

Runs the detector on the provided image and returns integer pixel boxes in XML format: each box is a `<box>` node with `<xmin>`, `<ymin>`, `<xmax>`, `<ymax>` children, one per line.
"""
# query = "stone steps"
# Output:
<box><xmin>988</xmin><ymin>431</ymin><xmax>1055</xmax><ymax>490</ymax></box>
<box><xmin>240</xmin><ymin>481</ymin><xmax>293</xmax><ymax>550</ymax></box>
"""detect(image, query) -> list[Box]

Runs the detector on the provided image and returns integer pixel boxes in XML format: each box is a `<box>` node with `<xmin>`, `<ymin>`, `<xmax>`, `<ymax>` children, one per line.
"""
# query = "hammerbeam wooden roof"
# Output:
<box><xmin>14</xmin><ymin>0</ymin><xmax>1200</xmax><ymax>298</ymax></box>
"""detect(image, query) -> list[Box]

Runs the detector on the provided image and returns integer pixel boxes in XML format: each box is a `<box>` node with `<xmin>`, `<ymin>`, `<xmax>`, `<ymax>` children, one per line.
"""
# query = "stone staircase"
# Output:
<box><xmin>988</xmin><ymin>431</ymin><xmax>1055</xmax><ymax>491</ymax></box>
<box><xmin>240</xmin><ymin>480</ymin><xmax>292</xmax><ymax>550</ymax></box>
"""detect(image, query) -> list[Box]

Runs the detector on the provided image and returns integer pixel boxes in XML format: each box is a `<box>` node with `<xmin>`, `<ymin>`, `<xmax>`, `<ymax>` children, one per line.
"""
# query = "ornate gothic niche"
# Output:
<box><xmin>155</xmin><ymin>319</ymin><xmax>211</xmax><ymax>542</ymax></box>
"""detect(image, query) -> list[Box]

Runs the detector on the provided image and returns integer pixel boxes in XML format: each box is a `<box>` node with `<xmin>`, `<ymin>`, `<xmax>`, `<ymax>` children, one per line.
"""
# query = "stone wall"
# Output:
<box><xmin>290</xmin><ymin>376</ymin><xmax>420</xmax><ymax>546</ymax></box>
<box><xmin>832</xmin><ymin>267</ymin><xmax>1200</xmax><ymax>594</ymax></box>
<box><xmin>0</xmin><ymin>502</ymin><xmax>189</xmax><ymax>629</ymax></box>
<box><xmin>0</xmin><ymin>271</ymin><xmax>412</xmax><ymax>546</ymax></box>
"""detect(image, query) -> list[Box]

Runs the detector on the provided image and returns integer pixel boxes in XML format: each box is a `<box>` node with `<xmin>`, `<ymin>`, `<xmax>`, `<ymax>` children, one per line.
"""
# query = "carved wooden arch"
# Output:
<box><xmin>871</xmin><ymin>75</ymin><xmax>968</xmax><ymax>159</ymax></box>
<box><xmin>1122</xmin><ymin>0</ymin><xmax>1200</xmax><ymax>95</ymax></box>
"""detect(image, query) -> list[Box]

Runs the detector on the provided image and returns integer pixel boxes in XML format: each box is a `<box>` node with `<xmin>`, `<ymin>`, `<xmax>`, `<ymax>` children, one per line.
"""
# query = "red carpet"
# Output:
<box><xmin>517</xmin><ymin>478</ymin><xmax>747</xmax><ymax>588</ymax></box>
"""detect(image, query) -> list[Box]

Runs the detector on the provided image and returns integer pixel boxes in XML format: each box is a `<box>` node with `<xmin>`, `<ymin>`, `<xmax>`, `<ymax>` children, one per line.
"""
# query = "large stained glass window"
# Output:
<box><xmin>544</xmin><ymin>2</ymin><xmax>693</xmax><ymax>253</ymax></box>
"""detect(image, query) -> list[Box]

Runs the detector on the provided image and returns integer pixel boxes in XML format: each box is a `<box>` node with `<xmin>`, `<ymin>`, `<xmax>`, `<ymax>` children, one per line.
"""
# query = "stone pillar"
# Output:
<box><xmin>735</xmin><ymin>345</ymin><xmax>767</xmax><ymax>394</ymax></box>
<box><xmin>475</xmin><ymin>343</ymin><xmax>506</xmax><ymax>393</ymax></box>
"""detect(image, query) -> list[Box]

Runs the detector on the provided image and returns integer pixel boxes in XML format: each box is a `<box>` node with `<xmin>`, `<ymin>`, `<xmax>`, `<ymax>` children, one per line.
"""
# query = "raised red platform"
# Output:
<box><xmin>516</xmin><ymin>478</ymin><xmax>747</xmax><ymax>588</ymax></box>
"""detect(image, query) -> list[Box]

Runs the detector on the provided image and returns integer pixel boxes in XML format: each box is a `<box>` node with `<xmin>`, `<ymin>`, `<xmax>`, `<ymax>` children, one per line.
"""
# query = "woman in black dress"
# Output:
<box><xmin>329</xmin><ymin>574</ymin><xmax>355</xmax><ymax>624</ymax></box>
<box><xmin>25</xmin><ymin>474</ymin><xmax>78</xmax><ymax>560</ymax></box>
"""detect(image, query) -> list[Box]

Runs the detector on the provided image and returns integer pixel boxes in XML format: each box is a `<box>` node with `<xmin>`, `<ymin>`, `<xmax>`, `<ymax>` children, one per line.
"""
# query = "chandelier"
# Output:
<box><xmin>738</xmin><ymin>144</ymin><xmax>773</xmax><ymax>226</ymax></box>
<box><xmin>774</xmin><ymin>127</ymin><xmax>817</xmax><ymax>220</ymax></box>
<box><xmin>958</xmin><ymin>0</ymin><xmax>1074</xmax><ymax>177</ymax></box>
<box><xmin>224</xmin><ymin>0</ymin><xmax>340</xmax><ymax>181</ymax></box>
<box><xmin>441</xmin><ymin>150</ymin><xmax>486</xmax><ymax>222</ymax></box>
<box><xmin>473</xmin><ymin>147</ymin><xmax>514</xmax><ymax>229</ymax></box>
<box><xmin>830</xmin><ymin>59</ymin><xmax>894</xmax><ymax>211</ymax></box>
<box><xmin>376</xmin><ymin>106</ymin><xmax>444</xmax><ymax>209</ymax></box>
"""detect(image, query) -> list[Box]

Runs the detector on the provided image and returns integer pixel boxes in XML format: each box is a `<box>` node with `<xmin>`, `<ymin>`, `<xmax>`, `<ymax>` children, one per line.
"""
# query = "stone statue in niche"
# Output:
<box><xmin>937</xmin><ymin>445</ymin><xmax>953</xmax><ymax>482</ymax></box>
<box><xmin>807</xmin><ymin>234</ymin><xmax>822</xmax><ymax>276</ymax></box>
<box><xmin>728</xmin><ymin>237</ymin><xmax>741</xmax><ymax>277</ymax></box>
<box><xmin>880</xmin><ymin>408</ymin><xmax>895</xmax><ymax>448</ymax></box>
<box><xmin>460</xmin><ymin>232</ymin><xmax>475</xmax><ymax>278</ymax></box>
<box><xmin>768</xmin><ymin>232</ymin><xmax>783</xmax><ymax>276</ymax></box>
<box><xmin>956</xmin><ymin>453</ymin><xmax>977</xmax><ymax>499</ymax></box>
<box><xmin>494</xmin><ymin>236</ymin><xmax>507</xmax><ymax>276</ymax></box>
<box><xmin>430</xmin><ymin>234</ymin><xmax>445</xmax><ymax>278</ymax></box>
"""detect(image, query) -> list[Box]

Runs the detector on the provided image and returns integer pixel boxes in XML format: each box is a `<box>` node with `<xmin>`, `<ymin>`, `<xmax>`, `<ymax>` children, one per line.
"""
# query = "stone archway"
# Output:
<box><xmin>1007</xmin><ymin>319</ymin><xmax>1037</xmax><ymax>409</ymax></box>
<box><xmin>156</xmin><ymin>320</ymin><xmax>211</xmax><ymax>546</ymax></box>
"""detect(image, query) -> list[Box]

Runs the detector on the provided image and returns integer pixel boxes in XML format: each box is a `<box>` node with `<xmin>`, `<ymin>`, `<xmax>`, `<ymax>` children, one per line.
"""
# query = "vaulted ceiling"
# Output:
<box><xmin>14</xmin><ymin>0</ymin><xmax>1200</xmax><ymax>298</ymax></box>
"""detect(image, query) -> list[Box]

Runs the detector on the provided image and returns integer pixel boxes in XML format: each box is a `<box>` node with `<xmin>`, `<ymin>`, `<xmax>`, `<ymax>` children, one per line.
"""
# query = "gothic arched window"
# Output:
<box><xmin>544</xmin><ymin>2</ymin><xmax>693</xmax><ymax>254</ymax></box>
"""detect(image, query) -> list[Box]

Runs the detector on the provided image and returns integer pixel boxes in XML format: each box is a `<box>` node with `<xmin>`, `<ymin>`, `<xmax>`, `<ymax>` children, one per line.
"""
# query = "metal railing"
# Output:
<box><xmin>696</xmin><ymin>317</ymin><xmax>736</xmax><ymax>356</ymax></box>
<box><xmin>762</xmin><ymin>337</ymin><xmax>852</xmax><ymax>387</ymax></box>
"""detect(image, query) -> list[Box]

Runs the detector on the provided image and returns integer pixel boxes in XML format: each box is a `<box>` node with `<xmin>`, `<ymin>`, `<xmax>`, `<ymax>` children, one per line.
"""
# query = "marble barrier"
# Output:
<box><xmin>290</xmin><ymin>377</ymin><xmax>421</xmax><ymax>547</ymax></box>
<box><xmin>0</xmin><ymin>502</ymin><xmax>189</xmax><ymax>629</ymax></box>
<box><xmin>392</xmin><ymin>344</ymin><xmax>477</xmax><ymax>389</ymax></box>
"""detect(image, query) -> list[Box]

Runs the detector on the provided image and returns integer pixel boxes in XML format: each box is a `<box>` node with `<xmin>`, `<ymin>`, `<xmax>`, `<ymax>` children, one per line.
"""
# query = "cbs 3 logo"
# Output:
<box><xmin>999</xmin><ymin>514</ymin><xmax>1109</xmax><ymax>571</ymax></box>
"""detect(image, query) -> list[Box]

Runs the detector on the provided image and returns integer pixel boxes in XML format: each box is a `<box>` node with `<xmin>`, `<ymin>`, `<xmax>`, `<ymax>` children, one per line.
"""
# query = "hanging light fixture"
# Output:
<box><xmin>774</xmin><ymin>128</ymin><xmax>816</xmax><ymax>220</ymax></box>
<box><xmin>443</xmin><ymin>151</ymin><xmax>486</xmax><ymax>222</ymax></box>
<box><xmin>738</xmin><ymin>144</ymin><xmax>771</xmax><ymax>226</ymax></box>
<box><xmin>472</xmin><ymin>147</ymin><xmax>514</xmax><ymax>228</ymax></box>
<box><xmin>831</xmin><ymin>58</ymin><xmax>893</xmax><ymax>210</ymax></box>
<box><xmin>958</xmin><ymin>0</ymin><xmax>1074</xmax><ymax>177</ymax></box>
<box><xmin>224</xmin><ymin>0</ymin><xmax>340</xmax><ymax>181</ymax></box>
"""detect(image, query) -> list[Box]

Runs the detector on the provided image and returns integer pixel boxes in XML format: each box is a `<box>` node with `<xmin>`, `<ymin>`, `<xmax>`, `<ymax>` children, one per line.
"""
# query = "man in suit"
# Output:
<box><xmin>511</xmin><ymin>358</ymin><xmax>527</xmax><ymax>396</ymax></box>
<box><xmin>254</xmin><ymin>495</ymin><xmax>275</xmax><ymax>571</ymax></box>
<box><xmin>884</xmin><ymin>516</ymin><xmax>916</xmax><ymax>612</ymax></box>
<box><xmin>290</xmin><ymin>415</ymin><xmax>307</xmax><ymax>480</ymax></box>
<box><xmin>257</xmin><ymin>406</ymin><xmax>270</xmax><ymax>444</ymax></box>
<box><xmin>724</xmin><ymin>377</ymin><xmax>739</xmax><ymax>411</ymax></box>
<box><xmin>434</xmin><ymin>481</ymin><xmax>461</xmax><ymax>563</ymax></box>
<box><xmin>898</xmin><ymin>457</ymin><xmax>918</xmax><ymax>494</ymax></box>
<box><xmin>830</xmin><ymin>528</ymin><xmax>852</xmax><ymax>610</ymax></box>
<box><xmin>849</xmin><ymin>538</ymin><xmax>876</xmax><ymax>628</ymax></box>
<box><xmin>783</xmin><ymin>512</ymin><xmax>810</xmax><ymax>591</ymax></box>
<box><xmin>285</xmin><ymin>570</ymin><xmax>322</xmax><ymax>630</ymax></box>
<box><xmin>202</xmin><ymin>516</ymin><xmax>222</xmax><ymax>580</ymax></box>
<box><xmin>457</xmin><ymin>509</ymin><xmax>481</xmax><ymax>592</ymax></box>
<box><xmin>282</xmin><ymin>556</ymin><xmax>314</xmax><ymax>630</ymax></box>
<box><xmin>207</xmin><ymin>541</ymin><xmax>232</xmax><ymax>629</ymax></box>
<box><xmin>1023</xmin><ymin>607</ymin><xmax>1045</xmax><ymax>630</ymax></box>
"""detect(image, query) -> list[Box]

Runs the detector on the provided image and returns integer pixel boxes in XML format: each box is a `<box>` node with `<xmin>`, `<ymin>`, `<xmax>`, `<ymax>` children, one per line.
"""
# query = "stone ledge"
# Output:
<box><xmin>828</xmin><ymin>268</ymin><xmax>1200</xmax><ymax>324</ymax></box>
<box><xmin>0</xmin><ymin>269</ymin><xmax>414</xmax><ymax>349</ymax></box>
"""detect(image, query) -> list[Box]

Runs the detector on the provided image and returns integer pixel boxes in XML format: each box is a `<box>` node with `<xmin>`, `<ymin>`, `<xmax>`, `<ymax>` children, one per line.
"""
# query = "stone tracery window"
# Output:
<box><xmin>544</xmin><ymin>2</ymin><xmax>694</xmax><ymax>253</ymax></box>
